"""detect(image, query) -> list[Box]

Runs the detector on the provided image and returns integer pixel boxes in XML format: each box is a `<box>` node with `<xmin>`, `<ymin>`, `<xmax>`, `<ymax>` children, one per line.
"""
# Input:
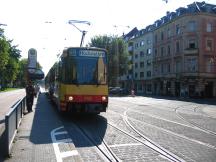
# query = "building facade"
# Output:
<box><xmin>132</xmin><ymin>26</ymin><xmax>154</xmax><ymax>94</ymax></box>
<box><xmin>152</xmin><ymin>2</ymin><xmax>216</xmax><ymax>98</ymax></box>
<box><xmin>121</xmin><ymin>2</ymin><xmax>216</xmax><ymax>98</ymax></box>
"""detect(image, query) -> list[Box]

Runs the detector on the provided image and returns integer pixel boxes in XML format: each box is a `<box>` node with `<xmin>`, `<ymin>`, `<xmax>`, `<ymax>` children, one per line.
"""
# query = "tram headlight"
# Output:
<box><xmin>101</xmin><ymin>96</ymin><xmax>107</xmax><ymax>101</ymax></box>
<box><xmin>68</xmin><ymin>96</ymin><xmax>74</xmax><ymax>101</ymax></box>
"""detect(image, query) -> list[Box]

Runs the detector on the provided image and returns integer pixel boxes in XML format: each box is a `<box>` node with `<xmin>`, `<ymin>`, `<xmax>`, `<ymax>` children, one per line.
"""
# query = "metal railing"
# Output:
<box><xmin>5</xmin><ymin>97</ymin><xmax>26</xmax><ymax>155</ymax></box>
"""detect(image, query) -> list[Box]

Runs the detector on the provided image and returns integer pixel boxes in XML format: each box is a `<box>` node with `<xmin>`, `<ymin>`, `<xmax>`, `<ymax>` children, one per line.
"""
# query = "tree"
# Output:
<box><xmin>0</xmin><ymin>37</ymin><xmax>9</xmax><ymax>71</ymax></box>
<box><xmin>89</xmin><ymin>35</ymin><xmax>129</xmax><ymax>87</ymax></box>
<box><xmin>4</xmin><ymin>42</ymin><xmax>21</xmax><ymax>87</ymax></box>
<box><xmin>0</xmin><ymin>37</ymin><xmax>10</xmax><ymax>88</ymax></box>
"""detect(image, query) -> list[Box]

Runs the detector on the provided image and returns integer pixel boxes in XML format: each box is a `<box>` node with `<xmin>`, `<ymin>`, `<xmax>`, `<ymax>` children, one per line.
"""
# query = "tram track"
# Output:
<box><xmin>109</xmin><ymin>103</ymin><xmax>216</xmax><ymax>148</ymax></box>
<box><xmin>100</xmin><ymin>111</ymin><xmax>186</xmax><ymax>162</ymax></box>
<box><xmin>175</xmin><ymin>106</ymin><xmax>216</xmax><ymax>136</ymax></box>
<box><xmin>103</xmin><ymin>105</ymin><xmax>216</xmax><ymax>161</ymax></box>
<box><xmin>71</xmin><ymin>121</ymin><xmax>121</xmax><ymax>162</ymax></box>
<box><xmin>106</xmin><ymin>118</ymin><xmax>185</xmax><ymax>162</ymax></box>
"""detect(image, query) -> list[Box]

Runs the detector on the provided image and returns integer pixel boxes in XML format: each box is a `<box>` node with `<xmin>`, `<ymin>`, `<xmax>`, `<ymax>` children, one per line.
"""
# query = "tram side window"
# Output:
<box><xmin>64</xmin><ymin>58</ymin><xmax>77</xmax><ymax>84</ymax></box>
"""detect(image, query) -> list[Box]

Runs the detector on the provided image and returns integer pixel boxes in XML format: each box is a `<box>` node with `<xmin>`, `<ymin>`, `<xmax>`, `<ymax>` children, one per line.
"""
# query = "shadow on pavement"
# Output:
<box><xmin>29</xmin><ymin>92</ymin><xmax>107</xmax><ymax>147</ymax></box>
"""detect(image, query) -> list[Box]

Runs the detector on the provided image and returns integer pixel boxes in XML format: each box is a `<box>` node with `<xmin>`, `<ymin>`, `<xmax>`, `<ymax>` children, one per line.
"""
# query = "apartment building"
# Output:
<box><xmin>152</xmin><ymin>2</ymin><xmax>216</xmax><ymax>98</ymax></box>
<box><xmin>122</xmin><ymin>1</ymin><xmax>216</xmax><ymax>98</ymax></box>
<box><xmin>132</xmin><ymin>26</ymin><xmax>154</xmax><ymax>94</ymax></box>
<box><xmin>120</xmin><ymin>27</ymin><xmax>138</xmax><ymax>90</ymax></box>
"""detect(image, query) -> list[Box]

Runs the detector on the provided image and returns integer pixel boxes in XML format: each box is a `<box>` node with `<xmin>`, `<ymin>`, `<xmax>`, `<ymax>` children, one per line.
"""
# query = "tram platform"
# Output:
<box><xmin>1</xmin><ymin>92</ymin><xmax>82</xmax><ymax>162</ymax></box>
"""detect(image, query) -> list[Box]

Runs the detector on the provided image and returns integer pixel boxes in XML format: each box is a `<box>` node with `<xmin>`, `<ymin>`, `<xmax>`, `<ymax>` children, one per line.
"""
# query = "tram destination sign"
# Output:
<box><xmin>68</xmin><ymin>48</ymin><xmax>105</xmax><ymax>57</ymax></box>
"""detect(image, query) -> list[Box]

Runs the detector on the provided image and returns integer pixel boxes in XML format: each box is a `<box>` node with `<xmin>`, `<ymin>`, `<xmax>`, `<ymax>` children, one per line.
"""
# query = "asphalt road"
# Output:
<box><xmin>0</xmin><ymin>89</ymin><xmax>25</xmax><ymax>135</ymax></box>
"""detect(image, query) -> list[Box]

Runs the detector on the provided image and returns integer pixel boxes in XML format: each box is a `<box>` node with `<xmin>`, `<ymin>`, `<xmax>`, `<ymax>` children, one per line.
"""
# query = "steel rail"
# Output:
<box><xmin>72</xmin><ymin>122</ymin><xmax>121</xmax><ymax>162</ymax></box>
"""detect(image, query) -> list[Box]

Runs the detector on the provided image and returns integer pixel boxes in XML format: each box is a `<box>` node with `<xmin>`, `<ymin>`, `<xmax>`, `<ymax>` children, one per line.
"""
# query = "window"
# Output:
<box><xmin>206</xmin><ymin>58</ymin><xmax>214</xmax><ymax>72</ymax></box>
<box><xmin>135</xmin><ymin>63</ymin><xmax>138</xmax><ymax>69</ymax></box>
<box><xmin>167</xmin><ymin>45</ymin><xmax>171</xmax><ymax>55</ymax></box>
<box><xmin>141</xmin><ymin>40</ymin><xmax>145</xmax><ymax>46</ymax></box>
<box><xmin>161</xmin><ymin>32</ymin><xmax>164</xmax><ymax>40</ymax></box>
<box><xmin>155</xmin><ymin>35</ymin><xmax>158</xmax><ymax>43</ymax></box>
<box><xmin>147</xmin><ymin>60</ymin><xmax>151</xmax><ymax>66</ymax></box>
<box><xmin>140</xmin><ymin>72</ymin><xmax>144</xmax><ymax>78</ymax></box>
<box><xmin>140</xmin><ymin>51</ymin><xmax>144</xmax><ymax>57</ymax></box>
<box><xmin>155</xmin><ymin>49</ymin><xmax>158</xmax><ymax>57</ymax></box>
<box><xmin>140</xmin><ymin>62</ymin><xmax>144</xmax><ymax>68</ymax></box>
<box><xmin>161</xmin><ymin>47</ymin><xmax>164</xmax><ymax>56</ymax></box>
<box><xmin>146</xmin><ymin>84</ymin><xmax>152</xmax><ymax>92</ymax></box>
<box><xmin>134</xmin><ymin>72</ymin><xmax>138</xmax><ymax>78</ymax></box>
<box><xmin>138</xmin><ymin>83</ymin><xmax>143</xmax><ymax>91</ymax></box>
<box><xmin>161</xmin><ymin>64</ymin><xmax>164</xmax><ymax>73</ymax></box>
<box><xmin>167</xmin><ymin>64</ymin><xmax>170</xmax><ymax>73</ymax></box>
<box><xmin>188</xmin><ymin>21</ymin><xmax>196</xmax><ymax>32</ymax></box>
<box><xmin>176</xmin><ymin>24</ymin><xmax>180</xmax><ymax>35</ymax></box>
<box><xmin>176</xmin><ymin>61</ymin><xmax>181</xmax><ymax>73</ymax></box>
<box><xmin>167</xmin><ymin>28</ymin><xmax>171</xmax><ymax>38</ymax></box>
<box><xmin>188</xmin><ymin>40</ymin><xmax>196</xmax><ymax>49</ymax></box>
<box><xmin>176</xmin><ymin>41</ymin><xmax>180</xmax><ymax>53</ymax></box>
<box><xmin>135</xmin><ymin>54</ymin><xmax>138</xmax><ymax>59</ymax></box>
<box><xmin>207</xmin><ymin>23</ymin><xmax>212</xmax><ymax>32</ymax></box>
<box><xmin>147</xmin><ymin>71</ymin><xmax>151</xmax><ymax>77</ymax></box>
<box><xmin>147</xmin><ymin>48</ymin><xmax>152</xmax><ymax>55</ymax></box>
<box><xmin>206</xmin><ymin>39</ymin><xmax>213</xmax><ymax>51</ymax></box>
<box><xmin>186</xmin><ymin>58</ymin><xmax>197</xmax><ymax>72</ymax></box>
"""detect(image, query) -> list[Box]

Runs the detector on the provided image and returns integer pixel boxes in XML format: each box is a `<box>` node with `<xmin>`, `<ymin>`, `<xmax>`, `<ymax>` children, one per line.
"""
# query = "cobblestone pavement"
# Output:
<box><xmin>106</xmin><ymin>97</ymin><xmax>216</xmax><ymax>162</ymax></box>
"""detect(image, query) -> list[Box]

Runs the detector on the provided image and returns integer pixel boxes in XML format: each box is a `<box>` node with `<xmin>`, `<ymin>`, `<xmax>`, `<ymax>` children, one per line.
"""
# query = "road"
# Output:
<box><xmin>0</xmin><ymin>89</ymin><xmax>25</xmax><ymax>135</ymax></box>
<box><xmin>4</xmin><ymin>94</ymin><xmax>216</xmax><ymax>162</ymax></box>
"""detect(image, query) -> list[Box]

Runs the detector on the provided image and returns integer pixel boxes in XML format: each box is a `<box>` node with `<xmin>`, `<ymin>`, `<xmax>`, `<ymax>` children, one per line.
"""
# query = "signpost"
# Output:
<box><xmin>27</xmin><ymin>48</ymin><xmax>44</xmax><ymax>80</ymax></box>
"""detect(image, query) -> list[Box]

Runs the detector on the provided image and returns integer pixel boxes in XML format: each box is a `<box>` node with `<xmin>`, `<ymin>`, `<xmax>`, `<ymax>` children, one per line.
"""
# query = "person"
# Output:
<box><xmin>25</xmin><ymin>80</ymin><xmax>35</xmax><ymax>112</ymax></box>
<box><xmin>34</xmin><ymin>84</ymin><xmax>40</xmax><ymax>97</ymax></box>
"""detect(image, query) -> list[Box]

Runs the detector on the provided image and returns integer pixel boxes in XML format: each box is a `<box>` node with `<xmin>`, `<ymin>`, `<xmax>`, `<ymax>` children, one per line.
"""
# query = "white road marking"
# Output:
<box><xmin>51</xmin><ymin>126</ymin><xmax>80</xmax><ymax>162</ymax></box>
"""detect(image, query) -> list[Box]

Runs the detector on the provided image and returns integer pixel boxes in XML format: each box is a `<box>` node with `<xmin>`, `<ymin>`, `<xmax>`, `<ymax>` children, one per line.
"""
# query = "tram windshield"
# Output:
<box><xmin>62</xmin><ymin>50</ymin><xmax>107</xmax><ymax>85</ymax></box>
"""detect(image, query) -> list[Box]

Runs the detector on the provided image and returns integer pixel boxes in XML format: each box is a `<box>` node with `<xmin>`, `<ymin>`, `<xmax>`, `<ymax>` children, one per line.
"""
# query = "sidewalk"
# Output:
<box><xmin>1</xmin><ymin>93</ymin><xmax>59</xmax><ymax>162</ymax></box>
<box><xmin>2</xmin><ymin>92</ymin><xmax>82</xmax><ymax>162</ymax></box>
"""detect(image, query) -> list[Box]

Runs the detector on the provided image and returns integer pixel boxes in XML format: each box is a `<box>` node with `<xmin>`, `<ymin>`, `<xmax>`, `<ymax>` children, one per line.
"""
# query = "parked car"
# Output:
<box><xmin>109</xmin><ymin>87</ymin><xmax>129</xmax><ymax>95</ymax></box>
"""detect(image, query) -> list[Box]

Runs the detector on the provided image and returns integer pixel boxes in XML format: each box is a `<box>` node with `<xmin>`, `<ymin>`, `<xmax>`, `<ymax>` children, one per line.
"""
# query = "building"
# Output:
<box><xmin>152</xmin><ymin>1</ymin><xmax>216</xmax><ymax>98</ymax></box>
<box><xmin>122</xmin><ymin>1</ymin><xmax>216</xmax><ymax>98</ymax></box>
<box><xmin>120</xmin><ymin>27</ymin><xmax>138</xmax><ymax>91</ymax></box>
<box><xmin>131</xmin><ymin>26</ymin><xmax>154</xmax><ymax>94</ymax></box>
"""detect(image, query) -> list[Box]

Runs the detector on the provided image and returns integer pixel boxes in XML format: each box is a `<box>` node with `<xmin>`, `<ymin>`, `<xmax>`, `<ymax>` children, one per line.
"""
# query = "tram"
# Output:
<box><xmin>45</xmin><ymin>47</ymin><xmax>108</xmax><ymax>114</ymax></box>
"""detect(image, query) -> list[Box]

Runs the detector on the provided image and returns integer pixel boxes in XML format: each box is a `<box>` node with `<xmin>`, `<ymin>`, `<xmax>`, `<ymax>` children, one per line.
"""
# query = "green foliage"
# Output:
<box><xmin>89</xmin><ymin>35</ymin><xmax>129</xmax><ymax>87</ymax></box>
<box><xmin>0</xmin><ymin>37</ymin><xmax>10</xmax><ymax>70</ymax></box>
<box><xmin>16</xmin><ymin>59</ymin><xmax>28</xmax><ymax>87</ymax></box>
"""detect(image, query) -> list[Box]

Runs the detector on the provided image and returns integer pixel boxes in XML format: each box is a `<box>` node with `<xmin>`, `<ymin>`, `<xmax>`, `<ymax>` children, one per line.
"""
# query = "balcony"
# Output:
<box><xmin>184</xmin><ymin>48</ymin><xmax>199</xmax><ymax>55</ymax></box>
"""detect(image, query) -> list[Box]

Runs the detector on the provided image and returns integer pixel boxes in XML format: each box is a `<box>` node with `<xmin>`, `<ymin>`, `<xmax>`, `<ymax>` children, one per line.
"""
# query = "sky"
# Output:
<box><xmin>0</xmin><ymin>0</ymin><xmax>216</xmax><ymax>75</ymax></box>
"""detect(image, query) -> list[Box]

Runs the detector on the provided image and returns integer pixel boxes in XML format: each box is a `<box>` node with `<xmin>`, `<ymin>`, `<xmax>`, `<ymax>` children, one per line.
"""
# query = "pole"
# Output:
<box><xmin>68</xmin><ymin>20</ymin><xmax>90</xmax><ymax>47</ymax></box>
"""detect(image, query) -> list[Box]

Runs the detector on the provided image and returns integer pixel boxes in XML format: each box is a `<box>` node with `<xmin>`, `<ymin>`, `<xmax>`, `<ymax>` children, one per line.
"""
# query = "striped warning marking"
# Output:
<box><xmin>51</xmin><ymin>126</ymin><xmax>79</xmax><ymax>162</ymax></box>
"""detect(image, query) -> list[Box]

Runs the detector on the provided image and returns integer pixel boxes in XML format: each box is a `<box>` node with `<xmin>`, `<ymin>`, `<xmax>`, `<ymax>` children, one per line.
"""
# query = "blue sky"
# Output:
<box><xmin>0</xmin><ymin>0</ymin><xmax>215</xmax><ymax>74</ymax></box>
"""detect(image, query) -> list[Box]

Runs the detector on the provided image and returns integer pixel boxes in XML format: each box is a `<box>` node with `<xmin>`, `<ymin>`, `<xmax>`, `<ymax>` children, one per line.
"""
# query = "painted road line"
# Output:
<box><xmin>51</xmin><ymin>126</ymin><xmax>80</xmax><ymax>162</ymax></box>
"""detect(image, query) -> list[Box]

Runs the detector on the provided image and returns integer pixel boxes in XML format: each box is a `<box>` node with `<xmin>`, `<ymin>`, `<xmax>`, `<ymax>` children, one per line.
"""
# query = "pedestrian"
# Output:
<box><xmin>25</xmin><ymin>80</ymin><xmax>35</xmax><ymax>112</ymax></box>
